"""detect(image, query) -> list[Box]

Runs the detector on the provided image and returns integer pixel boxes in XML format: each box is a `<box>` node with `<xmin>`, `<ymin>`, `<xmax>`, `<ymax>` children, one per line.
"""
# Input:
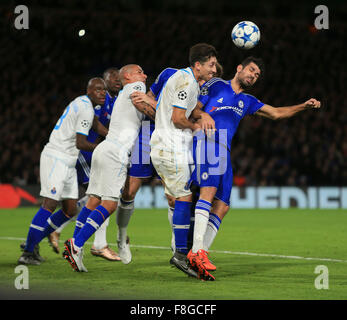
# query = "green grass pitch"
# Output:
<box><xmin>0</xmin><ymin>207</ymin><xmax>346</xmax><ymax>300</ymax></box>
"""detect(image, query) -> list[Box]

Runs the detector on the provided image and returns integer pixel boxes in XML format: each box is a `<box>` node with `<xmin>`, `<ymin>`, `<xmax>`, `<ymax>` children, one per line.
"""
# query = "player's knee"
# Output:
<box><xmin>62</xmin><ymin>200</ymin><xmax>78</xmax><ymax>217</ymax></box>
<box><xmin>121</xmin><ymin>188</ymin><xmax>136</xmax><ymax>201</ymax></box>
<box><xmin>165</xmin><ymin>194</ymin><xmax>175</xmax><ymax>208</ymax></box>
<box><xmin>100</xmin><ymin>200</ymin><xmax>117</xmax><ymax>215</ymax></box>
<box><xmin>220</xmin><ymin>205</ymin><xmax>230</xmax><ymax>220</ymax></box>
<box><xmin>42</xmin><ymin>198</ymin><xmax>58</xmax><ymax>213</ymax></box>
<box><xmin>86</xmin><ymin>195</ymin><xmax>101</xmax><ymax>210</ymax></box>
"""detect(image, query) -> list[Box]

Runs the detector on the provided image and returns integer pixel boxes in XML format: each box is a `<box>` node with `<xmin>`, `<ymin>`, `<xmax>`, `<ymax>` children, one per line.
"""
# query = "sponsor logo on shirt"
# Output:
<box><xmin>210</xmin><ymin>105</ymin><xmax>243</xmax><ymax>116</ymax></box>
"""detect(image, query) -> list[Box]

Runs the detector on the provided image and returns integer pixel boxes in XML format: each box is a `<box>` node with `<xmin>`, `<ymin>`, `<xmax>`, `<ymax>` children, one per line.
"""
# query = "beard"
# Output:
<box><xmin>239</xmin><ymin>76</ymin><xmax>254</xmax><ymax>89</ymax></box>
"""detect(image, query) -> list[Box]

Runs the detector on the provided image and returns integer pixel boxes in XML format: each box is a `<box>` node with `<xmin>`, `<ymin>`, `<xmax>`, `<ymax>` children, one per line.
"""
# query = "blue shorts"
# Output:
<box><xmin>129</xmin><ymin>120</ymin><xmax>158</xmax><ymax>178</ymax></box>
<box><xmin>188</xmin><ymin>136</ymin><xmax>233</xmax><ymax>206</ymax></box>
<box><xmin>76</xmin><ymin>151</ymin><xmax>92</xmax><ymax>185</ymax></box>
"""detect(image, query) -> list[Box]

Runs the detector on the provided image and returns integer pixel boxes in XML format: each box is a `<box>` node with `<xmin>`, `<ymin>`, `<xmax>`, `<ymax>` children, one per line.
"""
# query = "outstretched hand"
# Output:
<box><xmin>304</xmin><ymin>98</ymin><xmax>321</xmax><ymax>109</ymax></box>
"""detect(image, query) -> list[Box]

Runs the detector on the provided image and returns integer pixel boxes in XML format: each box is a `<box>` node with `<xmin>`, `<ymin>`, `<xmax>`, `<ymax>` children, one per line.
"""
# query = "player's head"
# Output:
<box><xmin>189</xmin><ymin>43</ymin><xmax>218</xmax><ymax>82</ymax></box>
<box><xmin>103</xmin><ymin>67</ymin><xmax>122</xmax><ymax>96</ymax></box>
<box><xmin>119</xmin><ymin>64</ymin><xmax>147</xmax><ymax>86</ymax></box>
<box><xmin>235</xmin><ymin>56</ymin><xmax>264</xmax><ymax>88</ymax></box>
<box><xmin>87</xmin><ymin>77</ymin><xmax>106</xmax><ymax>106</ymax></box>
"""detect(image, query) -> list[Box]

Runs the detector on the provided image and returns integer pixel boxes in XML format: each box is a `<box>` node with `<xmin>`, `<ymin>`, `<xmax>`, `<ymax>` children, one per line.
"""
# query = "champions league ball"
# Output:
<box><xmin>231</xmin><ymin>21</ymin><xmax>260</xmax><ymax>49</ymax></box>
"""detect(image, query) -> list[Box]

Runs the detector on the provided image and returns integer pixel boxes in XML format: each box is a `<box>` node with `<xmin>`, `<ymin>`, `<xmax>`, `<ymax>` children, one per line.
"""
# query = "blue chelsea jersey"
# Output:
<box><xmin>87</xmin><ymin>91</ymin><xmax>116</xmax><ymax>143</ymax></box>
<box><xmin>150</xmin><ymin>67</ymin><xmax>178</xmax><ymax>99</ymax></box>
<box><xmin>199</xmin><ymin>78</ymin><xmax>264</xmax><ymax>151</ymax></box>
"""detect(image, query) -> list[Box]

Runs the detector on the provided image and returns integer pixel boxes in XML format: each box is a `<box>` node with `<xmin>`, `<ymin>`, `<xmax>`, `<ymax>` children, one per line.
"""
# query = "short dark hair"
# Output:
<box><xmin>241</xmin><ymin>56</ymin><xmax>265</xmax><ymax>76</ymax></box>
<box><xmin>103</xmin><ymin>67</ymin><xmax>119</xmax><ymax>79</ymax></box>
<box><xmin>189</xmin><ymin>43</ymin><xmax>217</xmax><ymax>67</ymax></box>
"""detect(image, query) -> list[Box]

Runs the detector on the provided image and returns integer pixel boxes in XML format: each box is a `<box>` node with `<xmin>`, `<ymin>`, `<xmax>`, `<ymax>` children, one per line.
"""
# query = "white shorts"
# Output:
<box><xmin>150</xmin><ymin>146</ymin><xmax>193</xmax><ymax>198</ymax></box>
<box><xmin>86</xmin><ymin>140</ymin><xmax>129</xmax><ymax>201</ymax></box>
<box><xmin>39</xmin><ymin>146</ymin><xmax>78</xmax><ymax>201</ymax></box>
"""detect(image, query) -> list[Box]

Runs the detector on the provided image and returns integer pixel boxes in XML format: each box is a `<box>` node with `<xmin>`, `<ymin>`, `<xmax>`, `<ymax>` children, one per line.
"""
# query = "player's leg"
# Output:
<box><xmin>187</xmin><ymin>186</ymin><xmax>217</xmax><ymax>276</ymax></box>
<box><xmin>64</xmin><ymin>199</ymin><xmax>117</xmax><ymax>272</ymax></box>
<box><xmin>63</xmin><ymin>141</ymin><xmax>128</xmax><ymax>271</ymax></box>
<box><xmin>18</xmin><ymin>197</ymin><xmax>58</xmax><ymax>265</ymax></box>
<box><xmin>165</xmin><ymin>193</ymin><xmax>176</xmax><ymax>252</ymax></box>
<box><xmin>19</xmin><ymin>149</ymin><xmax>76</xmax><ymax>265</ymax></box>
<box><xmin>203</xmin><ymin>199</ymin><xmax>229</xmax><ymax>251</ymax></box>
<box><xmin>151</xmin><ymin>147</ymin><xmax>198</xmax><ymax>278</ymax></box>
<box><xmin>115</xmin><ymin>175</ymin><xmax>143</xmax><ymax>264</ymax></box>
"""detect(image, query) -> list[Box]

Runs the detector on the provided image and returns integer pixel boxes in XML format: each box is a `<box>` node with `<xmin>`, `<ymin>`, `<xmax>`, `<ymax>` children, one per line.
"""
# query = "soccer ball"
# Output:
<box><xmin>231</xmin><ymin>21</ymin><xmax>260</xmax><ymax>49</ymax></box>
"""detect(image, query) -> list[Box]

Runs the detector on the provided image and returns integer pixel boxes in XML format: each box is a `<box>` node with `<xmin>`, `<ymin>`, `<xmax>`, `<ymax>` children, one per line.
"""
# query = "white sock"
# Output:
<box><xmin>203</xmin><ymin>213</ymin><xmax>221</xmax><ymax>251</ymax></box>
<box><xmin>168</xmin><ymin>206</ymin><xmax>175</xmax><ymax>251</ymax></box>
<box><xmin>93</xmin><ymin>216</ymin><xmax>109</xmax><ymax>249</ymax></box>
<box><xmin>116</xmin><ymin>199</ymin><xmax>134</xmax><ymax>245</ymax></box>
<box><xmin>192</xmin><ymin>199</ymin><xmax>211</xmax><ymax>253</ymax></box>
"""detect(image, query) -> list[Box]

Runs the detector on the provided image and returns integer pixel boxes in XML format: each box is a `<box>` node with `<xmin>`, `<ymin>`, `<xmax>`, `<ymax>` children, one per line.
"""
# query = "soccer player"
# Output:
<box><xmin>130</xmin><ymin>63</ymin><xmax>224</xmax><ymax>254</ymax></box>
<box><xmin>150</xmin><ymin>43</ymin><xmax>217</xmax><ymax>278</ymax></box>
<box><xmin>112</xmin><ymin>67</ymin><xmax>178</xmax><ymax>264</ymax></box>
<box><xmin>18</xmin><ymin>78</ymin><xmax>107</xmax><ymax>265</ymax></box>
<box><xmin>48</xmin><ymin>68</ymin><xmax>121</xmax><ymax>261</ymax></box>
<box><xmin>48</xmin><ymin>68</ymin><xmax>120</xmax><ymax>259</ymax></box>
<box><xmin>63</xmin><ymin>64</ymin><xmax>155</xmax><ymax>272</ymax></box>
<box><xmin>187</xmin><ymin>56</ymin><xmax>321</xmax><ymax>279</ymax></box>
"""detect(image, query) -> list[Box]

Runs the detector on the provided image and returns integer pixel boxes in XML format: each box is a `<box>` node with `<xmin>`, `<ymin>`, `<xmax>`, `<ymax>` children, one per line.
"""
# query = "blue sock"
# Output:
<box><xmin>42</xmin><ymin>209</ymin><xmax>70</xmax><ymax>238</ymax></box>
<box><xmin>74</xmin><ymin>205</ymin><xmax>110</xmax><ymax>248</ymax></box>
<box><xmin>173</xmin><ymin>201</ymin><xmax>192</xmax><ymax>254</ymax></box>
<box><xmin>187</xmin><ymin>204</ymin><xmax>195</xmax><ymax>251</ymax></box>
<box><xmin>73</xmin><ymin>206</ymin><xmax>92</xmax><ymax>238</ymax></box>
<box><xmin>25</xmin><ymin>207</ymin><xmax>52</xmax><ymax>252</ymax></box>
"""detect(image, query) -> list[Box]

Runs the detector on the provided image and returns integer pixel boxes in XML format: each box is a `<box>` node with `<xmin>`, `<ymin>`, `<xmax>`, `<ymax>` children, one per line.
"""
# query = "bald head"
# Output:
<box><xmin>119</xmin><ymin>64</ymin><xmax>147</xmax><ymax>86</ymax></box>
<box><xmin>86</xmin><ymin>77</ymin><xmax>106</xmax><ymax>106</ymax></box>
<box><xmin>87</xmin><ymin>77</ymin><xmax>105</xmax><ymax>91</ymax></box>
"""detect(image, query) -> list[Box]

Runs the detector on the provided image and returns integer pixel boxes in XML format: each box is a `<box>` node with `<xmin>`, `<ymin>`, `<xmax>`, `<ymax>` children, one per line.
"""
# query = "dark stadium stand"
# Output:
<box><xmin>1</xmin><ymin>1</ymin><xmax>346</xmax><ymax>186</ymax></box>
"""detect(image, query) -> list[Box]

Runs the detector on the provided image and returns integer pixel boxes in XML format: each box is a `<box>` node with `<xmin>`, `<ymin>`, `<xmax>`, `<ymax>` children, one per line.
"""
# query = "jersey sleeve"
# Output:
<box><xmin>76</xmin><ymin>103</ymin><xmax>94</xmax><ymax>136</ymax></box>
<box><xmin>198</xmin><ymin>82</ymin><xmax>211</xmax><ymax>107</ymax></box>
<box><xmin>150</xmin><ymin>69</ymin><xmax>168</xmax><ymax>97</ymax></box>
<box><xmin>127</xmin><ymin>81</ymin><xmax>146</xmax><ymax>97</ymax></box>
<box><xmin>171</xmin><ymin>75</ymin><xmax>195</xmax><ymax>110</ymax></box>
<box><xmin>94</xmin><ymin>105</ymin><xmax>102</xmax><ymax>118</ymax></box>
<box><xmin>246</xmin><ymin>95</ymin><xmax>265</xmax><ymax>115</ymax></box>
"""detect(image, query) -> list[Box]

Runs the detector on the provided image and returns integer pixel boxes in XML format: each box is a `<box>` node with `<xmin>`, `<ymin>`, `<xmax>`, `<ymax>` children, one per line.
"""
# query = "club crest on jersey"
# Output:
<box><xmin>178</xmin><ymin>90</ymin><xmax>187</xmax><ymax>100</ymax></box>
<box><xmin>133</xmin><ymin>85</ymin><xmax>142</xmax><ymax>91</ymax></box>
<box><xmin>81</xmin><ymin>120</ymin><xmax>90</xmax><ymax>128</ymax></box>
<box><xmin>238</xmin><ymin>100</ymin><xmax>244</xmax><ymax>108</ymax></box>
<box><xmin>51</xmin><ymin>187</ymin><xmax>56</xmax><ymax>195</ymax></box>
<box><xmin>201</xmin><ymin>172</ymin><xmax>209</xmax><ymax>180</ymax></box>
<box><xmin>200</xmin><ymin>87</ymin><xmax>209</xmax><ymax>96</ymax></box>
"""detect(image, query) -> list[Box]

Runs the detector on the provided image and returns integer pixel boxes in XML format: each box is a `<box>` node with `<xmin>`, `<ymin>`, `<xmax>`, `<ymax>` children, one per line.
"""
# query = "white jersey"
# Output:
<box><xmin>106</xmin><ymin>81</ymin><xmax>146</xmax><ymax>156</ymax></box>
<box><xmin>150</xmin><ymin>67</ymin><xmax>200</xmax><ymax>152</ymax></box>
<box><xmin>45</xmin><ymin>95</ymin><xmax>94</xmax><ymax>160</ymax></box>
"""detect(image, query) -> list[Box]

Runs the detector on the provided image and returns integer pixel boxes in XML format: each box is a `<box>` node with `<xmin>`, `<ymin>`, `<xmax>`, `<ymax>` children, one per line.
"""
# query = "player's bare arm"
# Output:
<box><xmin>256</xmin><ymin>98</ymin><xmax>321</xmax><ymax>120</ymax></box>
<box><xmin>171</xmin><ymin>107</ymin><xmax>200</xmax><ymax>132</ymax></box>
<box><xmin>190</xmin><ymin>103</ymin><xmax>216</xmax><ymax>134</ymax></box>
<box><xmin>76</xmin><ymin>133</ymin><xmax>98</xmax><ymax>152</ymax></box>
<box><xmin>130</xmin><ymin>94</ymin><xmax>156</xmax><ymax>121</ymax></box>
<box><xmin>92</xmin><ymin>115</ymin><xmax>108</xmax><ymax>137</ymax></box>
<box><xmin>131</xmin><ymin>91</ymin><xmax>157</xmax><ymax>109</ymax></box>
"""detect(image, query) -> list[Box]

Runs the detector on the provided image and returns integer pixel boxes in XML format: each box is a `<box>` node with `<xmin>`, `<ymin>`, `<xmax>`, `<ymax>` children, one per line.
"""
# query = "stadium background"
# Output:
<box><xmin>0</xmin><ymin>0</ymin><xmax>346</xmax><ymax>207</ymax></box>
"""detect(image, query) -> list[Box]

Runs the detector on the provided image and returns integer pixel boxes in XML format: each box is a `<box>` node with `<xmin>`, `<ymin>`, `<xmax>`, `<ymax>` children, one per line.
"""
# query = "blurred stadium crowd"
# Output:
<box><xmin>0</xmin><ymin>1</ymin><xmax>346</xmax><ymax>187</ymax></box>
